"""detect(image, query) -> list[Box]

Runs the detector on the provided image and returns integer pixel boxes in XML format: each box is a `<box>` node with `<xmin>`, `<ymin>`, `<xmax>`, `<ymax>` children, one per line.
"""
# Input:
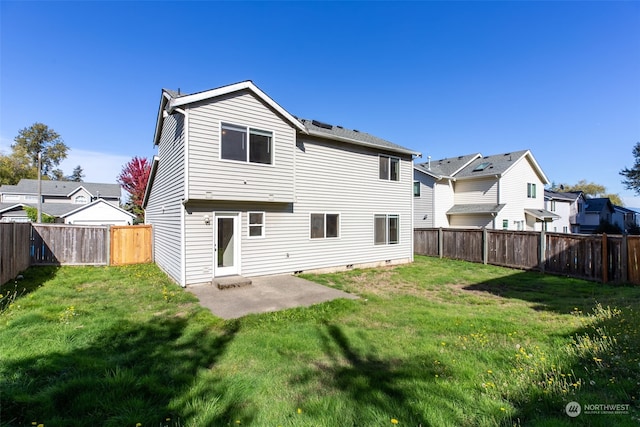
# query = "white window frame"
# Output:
<box><xmin>74</xmin><ymin>195</ymin><xmax>88</xmax><ymax>204</ymax></box>
<box><xmin>527</xmin><ymin>183</ymin><xmax>537</xmax><ymax>198</ymax></box>
<box><xmin>374</xmin><ymin>214</ymin><xmax>400</xmax><ymax>245</ymax></box>
<box><xmin>247</xmin><ymin>211</ymin><xmax>265</xmax><ymax>238</ymax></box>
<box><xmin>413</xmin><ymin>181</ymin><xmax>420</xmax><ymax>197</ymax></box>
<box><xmin>220</xmin><ymin>122</ymin><xmax>274</xmax><ymax>165</ymax></box>
<box><xmin>379</xmin><ymin>155</ymin><xmax>400</xmax><ymax>181</ymax></box>
<box><xmin>309</xmin><ymin>213</ymin><xmax>340</xmax><ymax>239</ymax></box>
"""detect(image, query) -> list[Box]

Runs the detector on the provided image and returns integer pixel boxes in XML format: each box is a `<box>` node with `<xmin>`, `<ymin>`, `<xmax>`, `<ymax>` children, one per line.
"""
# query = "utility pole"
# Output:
<box><xmin>37</xmin><ymin>151</ymin><xmax>42</xmax><ymax>223</ymax></box>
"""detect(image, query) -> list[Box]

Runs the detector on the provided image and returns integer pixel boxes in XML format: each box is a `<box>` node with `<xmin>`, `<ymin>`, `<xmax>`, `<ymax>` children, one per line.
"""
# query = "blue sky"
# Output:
<box><xmin>1</xmin><ymin>1</ymin><xmax>639</xmax><ymax>205</ymax></box>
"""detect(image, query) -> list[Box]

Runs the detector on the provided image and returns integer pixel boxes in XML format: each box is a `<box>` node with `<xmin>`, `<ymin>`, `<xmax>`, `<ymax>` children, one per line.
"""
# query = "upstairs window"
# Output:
<box><xmin>379</xmin><ymin>155</ymin><xmax>400</xmax><ymax>181</ymax></box>
<box><xmin>527</xmin><ymin>183</ymin><xmax>537</xmax><ymax>198</ymax></box>
<box><xmin>221</xmin><ymin>123</ymin><xmax>272</xmax><ymax>165</ymax></box>
<box><xmin>550</xmin><ymin>200</ymin><xmax>556</xmax><ymax>211</ymax></box>
<box><xmin>413</xmin><ymin>181</ymin><xmax>420</xmax><ymax>197</ymax></box>
<box><xmin>75</xmin><ymin>195</ymin><xmax>88</xmax><ymax>204</ymax></box>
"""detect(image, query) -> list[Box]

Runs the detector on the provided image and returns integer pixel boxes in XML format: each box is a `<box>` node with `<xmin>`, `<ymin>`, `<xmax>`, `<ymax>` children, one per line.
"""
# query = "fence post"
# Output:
<box><xmin>482</xmin><ymin>227</ymin><xmax>488</xmax><ymax>265</ymax></box>
<box><xmin>602</xmin><ymin>233</ymin><xmax>608</xmax><ymax>283</ymax></box>
<box><xmin>438</xmin><ymin>227</ymin><xmax>443</xmax><ymax>258</ymax></box>
<box><xmin>539</xmin><ymin>229</ymin><xmax>546</xmax><ymax>273</ymax></box>
<box><xmin>621</xmin><ymin>234</ymin><xmax>628</xmax><ymax>284</ymax></box>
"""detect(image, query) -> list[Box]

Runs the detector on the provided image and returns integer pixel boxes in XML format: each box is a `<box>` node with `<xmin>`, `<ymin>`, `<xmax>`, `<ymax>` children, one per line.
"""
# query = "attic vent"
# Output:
<box><xmin>458</xmin><ymin>156</ymin><xmax>463</xmax><ymax>160</ymax></box>
<box><xmin>473</xmin><ymin>162</ymin><xmax>492</xmax><ymax>172</ymax></box>
<box><xmin>337</xmin><ymin>125</ymin><xmax>343</xmax><ymax>129</ymax></box>
<box><xmin>311</xmin><ymin>119</ymin><xmax>333</xmax><ymax>130</ymax></box>
<box><xmin>353</xmin><ymin>129</ymin><xmax>360</xmax><ymax>133</ymax></box>
<box><xmin>504</xmin><ymin>153</ymin><xmax>511</xmax><ymax>156</ymax></box>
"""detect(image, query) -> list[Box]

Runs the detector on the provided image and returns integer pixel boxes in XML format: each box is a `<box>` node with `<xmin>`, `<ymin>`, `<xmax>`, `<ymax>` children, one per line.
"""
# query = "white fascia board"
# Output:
<box><xmin>66</xmin><ymin>185</ymin><xmax>90</xmax><ymax>197</ymax></box>
<box><xmin>450</xmin><ymin>153</ymin><xmax>483</xmax><ymax>176</ymax></box>
<box><xmin>153</xmin><ymin>92</ymin><xmax>172</xmax><ymax>147</ymax></box>
<box><xmin>61</xmin><ymin>199</ymin><xmax>135</xmax><ymax>219</ymax></box>
<box><xmin>306</xmin><ymin>129</ymin><xmax>420</xmax><ymax>156</ymax></box>
<box><xmin>168</xmin><ymin>81</ymin><xmax>308</xmax><ymax>134</ymax></box>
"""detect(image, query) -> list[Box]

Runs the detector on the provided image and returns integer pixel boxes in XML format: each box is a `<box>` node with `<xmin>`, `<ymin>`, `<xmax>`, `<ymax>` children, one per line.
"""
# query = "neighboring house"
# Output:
<box><xmin>143</xmin><ymin>81</ymin><xmax>419</xmax><ymax>287</ymax></box>
<box><xmin>0</xmin><ymin>179</ymin><xmax>133</xmax><ymax>225</ymax></box>
<box><xmin>612</xmin><ymin>205</ymin><xmax>638</xmax><ymax>233</ymax></box>
<box><xmin>543</xmin><ymin>190</ymin><xmax>587</xmax><ymax>233</ymax></box>
<box><xmin>579</xmin><ymin>197</ymin><xmax>616</xmax><ymax>233</ymax></box>
<box><xmin>414</xmin><ymin>150</ymin><xmax>557</xmax><ymax>230</ymax></box>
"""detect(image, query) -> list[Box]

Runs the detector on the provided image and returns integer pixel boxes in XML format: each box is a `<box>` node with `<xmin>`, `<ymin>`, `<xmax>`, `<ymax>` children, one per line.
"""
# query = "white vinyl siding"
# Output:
<box><xmin>187</xmin><ymin>90</ymin><xmax>295</xmax><ymax>203</ymax></box>
<box><xmin>497</xmin><ymin>156</ymin><xmax>546</xmax><ymax>231</ymax></box>
<box><xmin>145</xmin><ymin>113</ymin><xmax>185</xmax><ymax>284</ymax></box>
<box><xmin>182</xmin><ymin>139</ymin><xmax>414</xmax><ymax>282</ymax></box>
<box><xmin>454</xmin><ymin>178</ymin><xmax>497</xmax><ymax>204</ymax></box>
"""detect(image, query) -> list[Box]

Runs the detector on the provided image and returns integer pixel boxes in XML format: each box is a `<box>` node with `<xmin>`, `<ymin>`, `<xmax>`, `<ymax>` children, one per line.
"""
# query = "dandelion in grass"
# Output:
<box><xmin>297</xmin><ymin>408</ymin><xmax>302</xmax><ymax>414</ymax></box>
<box><xmin>391</xmin><ymin>419</ymin><xmax>399</xmax><ymax>424</ymax></box>
<box><xmin>487</xmin><ymin>370</ymin><xmax>493</xmax><ymax>374</ymax></box>
<box><xmin>235</xmin><ymin>421</ymin><xmax>241</xmax><ymax>425</ymax></box>
<box><xmin>136</xmin><ymin>424</ymin><xmax>142</xmax><ymax>427</ymax></box>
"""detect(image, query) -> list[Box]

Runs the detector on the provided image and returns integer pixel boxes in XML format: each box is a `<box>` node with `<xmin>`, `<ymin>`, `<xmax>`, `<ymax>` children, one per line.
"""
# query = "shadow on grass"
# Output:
<box><xmin>462</xmin><ymin>270</ymin><xmax>640</xmax><ymax>314</ymax></box>
<box><xmin>1</xmin><ymin>317</ymin><xmax>243</xmax><ymax>427</ymax></box>
<box><xmin>0</xmin><ymin>266</ymin><xmax>59</xmax><ymax>311</ymax></box>
<box><xmin>463</xmin><ymin>271</ymin><xmax>640</xmax><ymax>426</ymax></box>
<box><xmin>292</xmin><ymin>322</ymin><xmax>467</xmax><ymax>425</ymax></box>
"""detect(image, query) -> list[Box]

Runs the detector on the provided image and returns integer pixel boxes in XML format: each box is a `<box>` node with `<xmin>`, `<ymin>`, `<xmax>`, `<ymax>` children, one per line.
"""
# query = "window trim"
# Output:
<box><xmin>374</xmin><ymin>213</ymin><xmax>400</xmax><ymax>245</ymax></box>
<box><xmin>219</xmin><ymin>122</ymin><xmax>274</xmax><ymax>166</ymax></box>
<box><xmin>527</xmin><ymin>182</ymin><xmax>537</xmax><ymax>198</ymax></box>
<box><xmin>309</xmin><ymin>213</ymin><xmax>341</xmax><ymax>240</ymax></box>
<box><xmin>247</xmin><ymin>211</ymin><xmax>265</xmax><ymax>239</ymax></box>
<box><xmin>379</xmin><ymin>155</ymin><xmax>400</xmax><ymax>181</ymax></box>
<box><xmin>413</xmin><ymin>181</ymin><xmax>420</xmax><ymax>197</ymax></box>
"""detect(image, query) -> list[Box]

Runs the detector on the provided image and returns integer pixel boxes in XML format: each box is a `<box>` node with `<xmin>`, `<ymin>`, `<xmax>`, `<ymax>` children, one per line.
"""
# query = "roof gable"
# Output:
<box><xmin>61</xmin><ymin>199</ymin><xmax>135</xmax><ymax>219</ymax></box>
<box><xmin>415</xmin><ymin>153</ymin><xmax>482</xmax><ymax>178</ymax></box>
<box><xmin>452</xmin><ymin>149</ymin><xmax>549</xmax><ymax>184</ymax></box>
<box><xmin>153</xmin><ymin>81</ymin><xmax>420</xmax><ymax>156</ymax></box>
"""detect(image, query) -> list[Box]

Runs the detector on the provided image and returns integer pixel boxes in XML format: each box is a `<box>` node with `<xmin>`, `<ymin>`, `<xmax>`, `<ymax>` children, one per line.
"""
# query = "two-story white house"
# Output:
<box><xmin>413</xmin><ymin>150</ymin><xmax>556</xmax><ymax>230</ymax></box>
<box><xmin>143</xmin><ymin>81</ymin><xmax>419</xmax><ymax>287</ymax></box>
<box><xmin>0</xmin><ymin>179</ymin><xmax>134</xmax><ymax>225</ymax></box>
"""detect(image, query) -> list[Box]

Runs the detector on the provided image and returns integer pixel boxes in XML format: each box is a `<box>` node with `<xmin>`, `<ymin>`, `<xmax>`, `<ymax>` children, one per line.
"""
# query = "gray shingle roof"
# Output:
<box><xmin>453</xmin><ymin>149</ymin><xmax>530</xmax><ymax>179</ymax></box>
<box><xmin>544</xmin><ymin>190</ymin><xmax>580</xmax><ymax>202</ymax></box>
<box><xmin>524</xmin><ymin>208</ymin><xmax>560</xmax><ymax>221</ymax></box>
<box><xmin>584</xmin><ymin>198</ymin><xmax>614</xmax><ymax>213</ymax></box>
<box><xmin>446</xmin><ymin>204</ymin><xmax>505</xmax><ymax>215</ymax></box>
<box><xmin>299</xmin><ymin>119</ymin><xmax>419</xmax><ymax>155</ymax></box>
<box><xmin>415</xmin><ymin>153</ymin><xmax>481</xmax><ymax>177</ymax></box>
<box><xmin>0</xmin><ymin>179</ymin><xmax>121</xmax><ymax>198</ymax></box>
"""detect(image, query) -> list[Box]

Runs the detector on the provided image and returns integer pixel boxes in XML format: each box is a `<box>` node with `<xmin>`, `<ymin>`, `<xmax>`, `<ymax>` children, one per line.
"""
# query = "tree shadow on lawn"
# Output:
<box><xmin>461</xmin><ymin>270</ymin><xmax>640</xmax><ymax>314</ymax></box>
<box><xmin>462</xmin><ymin>271</ymin><xmax>640</xmax><ymax>425</ymax></box>
<box><xmin>0</xmin><ymin>266</ymin><xmax>59</xmax><ymax>311</ymax></box>
<box><xmin>293</xmin><ymin>322</ymin><xmax>467</xmax><ymax>426</ymax></box>
<box><xmin>1</xmin><ymin>317</ymin><xmax>245</xmax><ymax>427</ymax></box>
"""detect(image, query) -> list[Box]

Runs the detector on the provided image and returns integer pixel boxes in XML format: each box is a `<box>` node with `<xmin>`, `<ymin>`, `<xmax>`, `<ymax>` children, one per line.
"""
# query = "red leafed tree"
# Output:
<box><xmin>117</xmin><ymin>156</ymin><xmax>151</xmax><ymax>221</ymax></box>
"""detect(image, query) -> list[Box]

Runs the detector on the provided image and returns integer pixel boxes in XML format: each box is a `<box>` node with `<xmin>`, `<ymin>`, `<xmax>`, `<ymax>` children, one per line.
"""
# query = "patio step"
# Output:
<box><xmin>213</xmin><ymin>275</ymin><xmax>252</xmax><ymax>290</ymax></box>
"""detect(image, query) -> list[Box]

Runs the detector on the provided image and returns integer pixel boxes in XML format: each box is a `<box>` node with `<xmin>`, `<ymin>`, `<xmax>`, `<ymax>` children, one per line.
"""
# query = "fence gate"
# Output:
<box><xmin>110</xmin><ymin>225</ymin><xmax>152</xmax><ymax>266</ymax></box>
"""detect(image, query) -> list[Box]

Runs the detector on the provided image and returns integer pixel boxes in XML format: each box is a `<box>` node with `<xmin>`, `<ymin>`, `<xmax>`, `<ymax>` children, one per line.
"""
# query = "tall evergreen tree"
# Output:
<box><xmin>620</xmin><ymin>142</ymin><xmax>640</xmax><ymax>195</ymax></box>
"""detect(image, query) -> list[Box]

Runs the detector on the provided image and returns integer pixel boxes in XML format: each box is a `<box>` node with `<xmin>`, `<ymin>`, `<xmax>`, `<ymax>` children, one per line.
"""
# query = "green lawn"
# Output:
<box><xmin>1</xmin><ymin>256</ymin><xmax>639</xmax><ymax>426</ymax></box>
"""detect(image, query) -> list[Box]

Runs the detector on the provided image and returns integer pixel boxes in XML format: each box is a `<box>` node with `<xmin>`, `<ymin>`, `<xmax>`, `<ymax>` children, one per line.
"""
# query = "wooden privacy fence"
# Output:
<box><xmin>110</xmin><ymin>225</ymin><xmax>153</xmax><ymax>266</ymax></box>
<box><xmin>0</xmin><ymin>223</ymin><xmax>31</xmax><ymax>286</ymax></box>
<box><xmin>1</xmin><ymin>223</ymin><xmax>153</xmax><ymax>285</ymax></box>
<box><xmin>415</xmin><ymin>228</ymin><xmax>639</xmax><ymax>285</ymax></box>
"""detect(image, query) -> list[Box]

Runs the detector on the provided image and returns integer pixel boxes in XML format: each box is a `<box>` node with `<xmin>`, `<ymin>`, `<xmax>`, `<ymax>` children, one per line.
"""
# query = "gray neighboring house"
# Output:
<box><xmin>612</xmin><ymin>205</ymin><xmax>638</xmax><ymax>234</ymax></box>
<box><xmin>143</xmin><ymin>80</ymin><xmax>420</xmax><ymax>287</ymax></box>
<box><xmin>580</xmin><ymin>198</ymin><xmax>616</xmax><ymax>233</ymax></box>
<box><xmin>0</xmin><ymin>179</ymin><xmax>133</xmax><ymax>225</ymax></box>
<box><xmin>413</xmin><ymin>150</ymin><xmax>556</xmax><ymax>230</ymax></box>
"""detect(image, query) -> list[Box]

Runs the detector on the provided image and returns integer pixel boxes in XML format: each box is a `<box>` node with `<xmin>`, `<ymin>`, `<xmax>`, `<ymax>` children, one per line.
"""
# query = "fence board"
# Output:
<box><xmin>31</xmin><ymin>224</ymin><xmax>109</xmax><ymax>265</ymax></box>
<box><xmin>414</xmin><ymin>228</ymin><xmax>439</xmax><ymax>256</ymax></box>
<box><xmin>487</xmin><ymin>230</ymin><xmax>539</xmax><ymax>269</ymax></box>
<box><xmin>0</xmin><ymin>223</ymin><xmax>31</xmax><ymax>285</ymax></box>
<box><xmin>110</xmin><ymin>225</ymin><xmax>152</xmax><ymax>266</ymax></box>
<box><xmin>628</xmin><ymin>236</ymin><xmax>640</xmax><ymax>285</ymax></box>
<box><xmin>442</xmin><ymin>229</ymin><xmax>483</xmax><ymax>262</ymax></box>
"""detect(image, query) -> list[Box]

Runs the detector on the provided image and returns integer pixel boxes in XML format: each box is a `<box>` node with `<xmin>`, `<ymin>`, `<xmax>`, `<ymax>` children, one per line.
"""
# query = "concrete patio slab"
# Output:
<box><xmin>186</xmin><ymin>274</ymin><xmax>359</xmax><ymax>319</ymax></box>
